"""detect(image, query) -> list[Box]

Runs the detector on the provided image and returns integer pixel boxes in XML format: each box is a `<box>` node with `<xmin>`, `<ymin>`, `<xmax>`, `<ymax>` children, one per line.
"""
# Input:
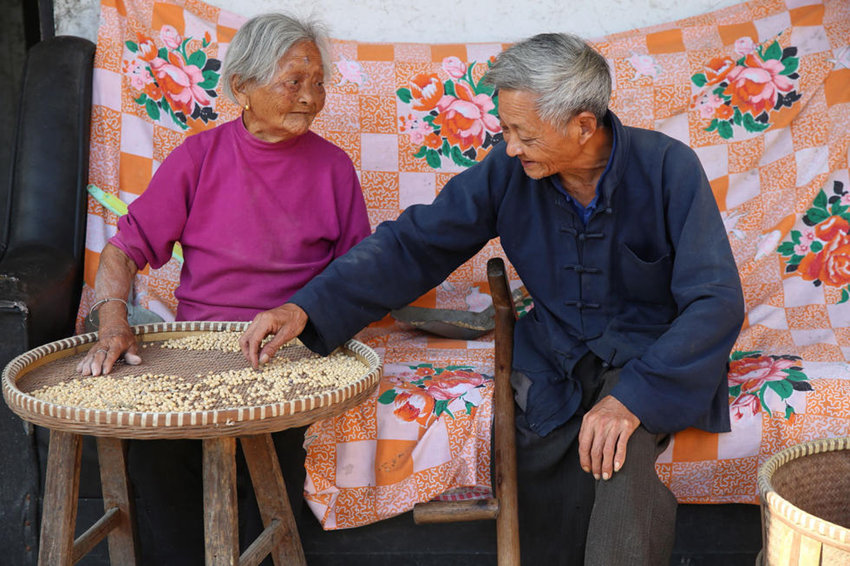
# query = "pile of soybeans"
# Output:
<box><xmin>28</xmin><ymin>332</ymin><xmax>369</xmax><ymax>413</ymax></box>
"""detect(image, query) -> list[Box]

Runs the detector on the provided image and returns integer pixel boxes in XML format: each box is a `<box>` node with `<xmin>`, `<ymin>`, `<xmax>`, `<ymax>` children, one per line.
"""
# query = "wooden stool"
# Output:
<box><xmin>2</xmin><ymin>322</ymin><xmax>381</xmax><ymax>566</ymax></box>
<box><xmin>38</xmin><ymin>431</ymin><xmax>305</xmax><ymax>566</ymax></box>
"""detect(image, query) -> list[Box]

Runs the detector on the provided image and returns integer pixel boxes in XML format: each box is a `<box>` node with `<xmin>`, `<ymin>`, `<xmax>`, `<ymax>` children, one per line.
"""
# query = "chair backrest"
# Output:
<box><xmin>412</xmin><ymin>257</ymin><xmax>520</xmax><ymax>566</ymax></box>
<box><xmin>3</xmin><ymin>36</ymin><xmax>94</xmax><ymax>262</ymax></box>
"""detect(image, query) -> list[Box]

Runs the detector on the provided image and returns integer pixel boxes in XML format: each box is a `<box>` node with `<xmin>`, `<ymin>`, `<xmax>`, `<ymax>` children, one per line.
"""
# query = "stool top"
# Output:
<box><xmin>2</xmin><ymin>321</ymin><xmax>381</xmax><ymax>439</ymax></box>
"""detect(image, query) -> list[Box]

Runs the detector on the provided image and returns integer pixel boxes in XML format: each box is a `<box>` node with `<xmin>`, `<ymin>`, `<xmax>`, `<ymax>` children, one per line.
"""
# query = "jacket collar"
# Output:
<box><xmin>596</xmin><ymin>110</ymin><xmax>629</xmax><ymax>204</ymax></box>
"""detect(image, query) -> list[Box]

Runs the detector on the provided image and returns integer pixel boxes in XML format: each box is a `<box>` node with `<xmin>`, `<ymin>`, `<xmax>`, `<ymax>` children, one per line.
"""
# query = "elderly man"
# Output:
<box><xmin>242</xmin><ymin>33</ymin><xmax>744</xmax><ymax>565</ymax></box>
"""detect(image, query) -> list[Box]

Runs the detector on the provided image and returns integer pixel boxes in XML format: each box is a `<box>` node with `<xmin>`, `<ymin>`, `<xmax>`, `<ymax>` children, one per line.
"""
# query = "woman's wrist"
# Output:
<box><xmin>89</xmin><ymin>297</ymin><xmax>130</xmax><ymax>328</ymax></box>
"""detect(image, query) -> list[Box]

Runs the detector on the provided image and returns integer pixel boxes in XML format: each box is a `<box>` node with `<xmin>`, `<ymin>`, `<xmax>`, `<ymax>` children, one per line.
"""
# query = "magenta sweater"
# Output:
<box><xmin>110</xmin><ymin>118</ymin><xmax>370</xmax><ymax>322</ymax></box>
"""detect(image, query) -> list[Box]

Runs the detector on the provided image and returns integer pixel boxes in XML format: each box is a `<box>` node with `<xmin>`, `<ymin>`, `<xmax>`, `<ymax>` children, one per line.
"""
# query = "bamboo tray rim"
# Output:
<box><xmin>757</xmin><ymin>436</ymin><xmax>850</xmax><ymax>550</ymax></box>
<box><xmin>2</xmin><ymin>321</ymin><xmax>382</xmax><ymax>439</ymax></box>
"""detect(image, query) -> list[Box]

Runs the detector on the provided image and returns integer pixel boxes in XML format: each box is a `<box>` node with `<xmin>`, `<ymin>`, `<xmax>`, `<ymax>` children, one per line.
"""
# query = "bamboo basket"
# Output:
<box><xmin>2</xmin><ymin>321</ymin><xmax>381</xmax><ymax>439</ymax></box>
<box><xmin>757</xmin><ymin>437</ymin><xmax>850</xmax><ymax>565</ymax></box>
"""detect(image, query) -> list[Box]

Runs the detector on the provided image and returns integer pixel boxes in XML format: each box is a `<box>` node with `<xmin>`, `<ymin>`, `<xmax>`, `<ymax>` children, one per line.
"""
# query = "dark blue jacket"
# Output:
<box><xmin>291</xmin><ymin>111</ymin><xmax>745</xmax><ymax>436</ymax></box>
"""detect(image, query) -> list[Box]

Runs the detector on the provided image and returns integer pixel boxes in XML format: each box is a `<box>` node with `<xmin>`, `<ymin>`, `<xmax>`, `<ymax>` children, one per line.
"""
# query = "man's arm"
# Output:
<box><xmin>607</xmin><ymin>143</ymin><xmax>745</xmax><ymax>435</ymax></box>
<box><xmin>579</xmin><ymin>141</ymin><xmax>744</xmax><ymax>480</ymax></box>
<box><xmin>241</xmin><ymin>147</ymin><xmax>513</xmax><ymax>363</ymax></box>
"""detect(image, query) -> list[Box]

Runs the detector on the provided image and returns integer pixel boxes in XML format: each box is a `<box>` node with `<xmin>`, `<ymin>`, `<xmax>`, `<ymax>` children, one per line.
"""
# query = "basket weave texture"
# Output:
<box><xmin>1</xmin><ymin>321</ymin><xmax>381</xmax><ymax>439</ymax></box>
<box><xmin>758</xmin><ymin>437</ymin><xmax>850</xmax><ymax>565</ymax></box>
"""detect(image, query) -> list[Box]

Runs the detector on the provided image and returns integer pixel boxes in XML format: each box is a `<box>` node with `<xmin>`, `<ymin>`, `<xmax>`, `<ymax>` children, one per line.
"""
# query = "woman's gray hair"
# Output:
<box><xmin>484</xmin><ymin>33</ymin><xmax>611</xmax><ymax>129</ymax></box>
<box><xmin>222</xmin><ymin>13</ymin><xmax>332</xmax><ymax>104</ymax></box>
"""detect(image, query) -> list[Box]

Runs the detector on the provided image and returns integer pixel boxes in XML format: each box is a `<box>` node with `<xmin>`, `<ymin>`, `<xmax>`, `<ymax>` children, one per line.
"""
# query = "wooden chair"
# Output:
<box><xmin>413</xmin><ymin>257</ymin><xmax>520</xmax><ymax>566</ymax></box>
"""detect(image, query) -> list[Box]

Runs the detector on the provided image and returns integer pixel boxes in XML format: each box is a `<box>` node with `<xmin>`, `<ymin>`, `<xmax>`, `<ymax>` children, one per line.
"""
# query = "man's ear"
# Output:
<box><xmin>575</xmin><ymin>111</ymin><xmax>599</xmax><ymax>144</ymax></box>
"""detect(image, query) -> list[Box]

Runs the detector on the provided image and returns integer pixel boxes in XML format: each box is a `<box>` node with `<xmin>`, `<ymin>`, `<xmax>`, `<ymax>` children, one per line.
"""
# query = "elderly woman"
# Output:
<box><xmin>76</xmin><ymin>13</ymin><xmax>370</xmax><ymax>563</ymax></box>
<box><xmin>241</xmin><ymin>33</ymin><xmax>745</xmax><ymax>565</ymax></box>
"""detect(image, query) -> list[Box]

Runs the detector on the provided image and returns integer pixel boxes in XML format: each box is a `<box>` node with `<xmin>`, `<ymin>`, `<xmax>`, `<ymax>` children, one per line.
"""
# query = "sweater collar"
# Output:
<box><xmin>235</xmin><ymin>114</ymin><xmax>306</xmax><ymax>151</ymax></box>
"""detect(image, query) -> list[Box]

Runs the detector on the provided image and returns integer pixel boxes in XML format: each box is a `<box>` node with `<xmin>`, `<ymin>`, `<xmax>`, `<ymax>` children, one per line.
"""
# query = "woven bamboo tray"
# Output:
<box><xmin>758</xmin><ymin>437</ymin><xmax>850</xmax><ymax>565</ymax></box>
<box><xmin>1</xmin><ymin>321</ymin><xmax>381</xmax><ymax>439</ymax></box>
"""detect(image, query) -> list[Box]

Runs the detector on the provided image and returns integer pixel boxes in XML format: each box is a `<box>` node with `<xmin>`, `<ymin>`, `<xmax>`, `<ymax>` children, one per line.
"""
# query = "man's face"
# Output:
<box><xmin>497</xmin><ymin>89</ymin><xmax>581</xmax><ymax>180</ymax></box>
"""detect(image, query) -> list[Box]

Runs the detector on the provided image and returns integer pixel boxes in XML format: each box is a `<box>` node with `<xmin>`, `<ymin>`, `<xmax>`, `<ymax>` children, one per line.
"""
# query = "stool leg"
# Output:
<box><xmin>96</xmin><ymin>437</ymin><xmax>139</xmax><ymax>564</ymax></box>
<box><xmin>203</xmin><ymin>437</ymin><xmax>239</xmax><ymax>566</ymax></box>
<box><xmin>38</xmin><ymin>430</ymin><xmax>82</xmax><ymax>566</ymax></box>
<box><xmin>241</xmin><ymin>434</ymin><xmax>306</xmax><ymax>566</ymax></box>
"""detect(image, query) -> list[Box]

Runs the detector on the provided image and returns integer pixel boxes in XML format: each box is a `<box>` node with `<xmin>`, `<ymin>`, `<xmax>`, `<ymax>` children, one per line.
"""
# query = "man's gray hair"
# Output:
<box><xmin>222</xmin><ymin>13</ymin><xmax>332</xmax><ymax>104</ymax></box>
<box><xmin>484</xmin><ymin>33</ymin><xmax>611</xmax><ymax>128</ymax></box>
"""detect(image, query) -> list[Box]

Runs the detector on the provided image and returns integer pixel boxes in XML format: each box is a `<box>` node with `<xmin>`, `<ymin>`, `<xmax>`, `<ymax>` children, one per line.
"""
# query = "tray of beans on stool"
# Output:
<box><xmin>2</xmin><ymin>321</ymin><xmax>382</xmax><ymax>438</ymax></box>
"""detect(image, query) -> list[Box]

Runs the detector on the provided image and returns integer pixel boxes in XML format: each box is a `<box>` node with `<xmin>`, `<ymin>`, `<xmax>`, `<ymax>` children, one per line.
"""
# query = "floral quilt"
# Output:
<box><xmin>80</xmin><ymin>0</ymin><xmax>850</xmax><ymax>529</ymax></box>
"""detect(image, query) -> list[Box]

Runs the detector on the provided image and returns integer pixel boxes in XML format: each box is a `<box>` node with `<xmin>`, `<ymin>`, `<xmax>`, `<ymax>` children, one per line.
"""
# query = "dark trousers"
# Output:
<box><xmin>127</xmin><ymin>426</ymin><xmax>307</xmax><ymax>565</ymax></box>
<box><xmin>513</xmin><ymin>355</ymin><xmax>677</xmax><ymax>566</ymax></box>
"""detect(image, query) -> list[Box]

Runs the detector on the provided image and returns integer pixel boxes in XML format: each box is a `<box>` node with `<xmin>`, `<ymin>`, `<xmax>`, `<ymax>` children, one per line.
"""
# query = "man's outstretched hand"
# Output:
<box><xmin>240</xmin><ymin>303</ymin><xmax>309</xmax><ymax>369</ymax></box>
<box><xmin>578</xmin><ymin>395</ymin><xmax>640</xmax><ymax>481</ymax></box>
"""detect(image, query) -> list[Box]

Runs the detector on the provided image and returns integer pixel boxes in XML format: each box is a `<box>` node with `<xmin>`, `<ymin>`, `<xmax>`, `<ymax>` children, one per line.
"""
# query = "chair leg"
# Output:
<box><xmin>488</xmin><ymin>257</ymin><xmax>521</xmax><ymax>566</ymax></box>
<box><xmin>38</xmin><ymin>430</ymin><xmax>82</xmax><ymax>566</ymax></box>
<box><xmin>203</xmin><ymin>437</ymin><xmax>239</xmax><ymax>566</ymax></box>
<box><xmin>240</xmin><ymin>434</ymin><xmax>306</xmax><ymax>566</ymax></box>
<box><xmin>96</xmin><ymin>437</ymin><xmax>139</xmax><ymax>564</ymax></box>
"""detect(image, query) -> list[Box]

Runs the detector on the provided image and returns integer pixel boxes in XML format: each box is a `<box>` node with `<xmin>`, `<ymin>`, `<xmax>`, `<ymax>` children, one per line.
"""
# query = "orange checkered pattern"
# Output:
<box><xmin>81</xmin><ymin>0</ymin><xmax>850</xmax><ymax>528</ymax></box>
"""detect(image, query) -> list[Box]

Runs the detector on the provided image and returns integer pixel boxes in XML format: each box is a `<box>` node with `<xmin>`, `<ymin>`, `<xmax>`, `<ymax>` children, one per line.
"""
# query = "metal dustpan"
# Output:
<box><xmin>391</xmin><ymin>286</ymin><xmax>526</xmax><ymax>340</ymax></box>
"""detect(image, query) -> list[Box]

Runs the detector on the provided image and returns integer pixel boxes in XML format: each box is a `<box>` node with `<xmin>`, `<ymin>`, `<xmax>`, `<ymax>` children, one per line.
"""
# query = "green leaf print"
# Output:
<box><xmin>378</xmin><ymin>389</ymin><xmax>398</xmax><ymax>404</ymax></box>
<box><xmin>396</xmin><ymin>88</ymin><xmax>412</xmax><ymax>104</ymax></box>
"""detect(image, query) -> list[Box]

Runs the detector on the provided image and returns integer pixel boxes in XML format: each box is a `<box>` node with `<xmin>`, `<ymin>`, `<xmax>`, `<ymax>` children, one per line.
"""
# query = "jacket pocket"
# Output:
<box><xmin>618</xmin><ymin>243</ymin><xmax>673</xmax><ymax>304</ymax></box>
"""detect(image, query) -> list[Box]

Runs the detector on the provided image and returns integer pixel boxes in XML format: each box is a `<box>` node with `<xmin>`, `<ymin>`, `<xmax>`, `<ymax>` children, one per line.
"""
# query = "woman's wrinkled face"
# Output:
<box><xmin>236</xmin><ymin>41</ymin><xmax>326</xmax><ymax>143</ymax></box>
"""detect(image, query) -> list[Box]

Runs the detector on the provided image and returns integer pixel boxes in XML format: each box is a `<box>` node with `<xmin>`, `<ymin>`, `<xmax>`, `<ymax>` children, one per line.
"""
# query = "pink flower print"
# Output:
<box><xmin>840</xmin><ymin>193</ymin><xmax>850</xmax><ymax>206</ymax></box>
<box><xmin>627</xmin><ymin>52</ymin><xmax>662</xmax><ymax>80</ymax></box>
<box><xmin>730</xmin><ymin>393</ymin><xmax>760</xmax><ymax>420</ymax></box>
<box><xmin>721</xmin><ymin>210</ymin><xmax>746</xmax><ymax>240</ymax></box>
<box><xmin>724</xmin><ymin>53</ymin><xmax>794</xmax><ymax>116</ymax></box>
<box><xmin>794</xmin><ymin>243</ymin><xmax>809</xmax><ymax>255</ymax></box>
<box><xmin>404</xmin><ymin>117</ymin><xmax>434</xmax><ymax>145</ymax></box>
<box><xmin>149</xmin><ymin>52</ymin><xmax>211</xmax><ymax>116</ymax></box>
<box><xmin>124</xmin><ymin>58</ymin><xmax>153</xmax><ymax>91</ymax></box>
<box><xmin>160</xmin><ymin>25</ymin><xmax>182</xmax><ymax>50</ymax></box>
<box><xmin>734</xmin><ymin>36</ymin><xmax>756</xmax><ymax>57</ymax></box>
<box><xmin>464</xmin><ymin>286</ymin><xmax>492</xmax><ymax>313</ymax></box>
<box><xmin>441</xmin><ymin>56</ymin><xmax>467</xmax><ymax>79</ymax></box>
<box><xmin>335</xmin><ymin>57</ymin><xmax>366</xmax><ymax>87</ymax></box>
<box><xmin>697</xmin><ymin>93</ymin><xmax>724</xmax><ymax>119</ymax></box>
<box><xmin>801</xmin><ymin>229</ymin><xmax>816</xmax><ymax>243</ymax></box>
<box><xmin>728</xmin><ymin>356</ymin><xmax>796</xmax><ymax>393</ymax></box>
<box><xmin>433</xmin><ymin>82</ymin><xmax>501</xmax><ymax>151</ymax></box>
<box><xmin>425</xmin><ymin>372</ymin><xmax>485</xmax><ymax>401</ymax></box>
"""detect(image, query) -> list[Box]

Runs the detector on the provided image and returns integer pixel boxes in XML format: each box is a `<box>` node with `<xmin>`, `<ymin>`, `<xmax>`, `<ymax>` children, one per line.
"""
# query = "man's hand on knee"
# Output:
<box><xmin>578</xmin><ymin>395</ymin><xmax>640</xmax><ymax>481</ymax></box>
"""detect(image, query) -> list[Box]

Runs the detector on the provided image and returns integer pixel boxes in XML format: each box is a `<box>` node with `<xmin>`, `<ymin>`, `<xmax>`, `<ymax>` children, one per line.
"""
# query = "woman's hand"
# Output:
<box><xmin>78</xmin><ymin>243</ymin><xmax>141</xmax><ymax>376</ymax></box>
<box><xmin>240</xmin><ymin>303</ymin><xmax>308</xmax><ymax>369</ymax></box>
<box><xmin>76</xmin><ymin>307</ymin><xmax>142</xmax><ymax>376</ymax></box>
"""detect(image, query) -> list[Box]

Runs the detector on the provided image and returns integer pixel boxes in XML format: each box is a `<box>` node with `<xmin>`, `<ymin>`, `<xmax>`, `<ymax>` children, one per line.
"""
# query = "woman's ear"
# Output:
<box><xmin>231</xmin><ymin>75</ymin><xmax>249</xmax><ymax>108</ymax></box>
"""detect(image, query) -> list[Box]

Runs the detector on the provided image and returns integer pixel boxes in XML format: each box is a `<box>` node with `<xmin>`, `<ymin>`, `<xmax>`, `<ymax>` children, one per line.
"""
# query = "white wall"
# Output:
<box><xmin>56</xmin><ymin>0</ymin><xmax>743</xmax><ymax>44</ymax></box>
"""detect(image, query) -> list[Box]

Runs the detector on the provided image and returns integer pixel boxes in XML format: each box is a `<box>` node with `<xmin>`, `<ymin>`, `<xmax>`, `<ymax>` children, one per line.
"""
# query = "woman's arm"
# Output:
<box><xmin>76</xmin><ymin>243</ymin><xmax>142</xmax><ymax>376</ymax></box>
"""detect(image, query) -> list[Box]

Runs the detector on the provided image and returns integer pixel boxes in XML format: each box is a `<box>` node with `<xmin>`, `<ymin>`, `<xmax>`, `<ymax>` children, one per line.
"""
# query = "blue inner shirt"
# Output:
<box><xmin>550</xmin><ymin>122</ymin><xmax>617</xmax><ymax>225</ymax></box>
